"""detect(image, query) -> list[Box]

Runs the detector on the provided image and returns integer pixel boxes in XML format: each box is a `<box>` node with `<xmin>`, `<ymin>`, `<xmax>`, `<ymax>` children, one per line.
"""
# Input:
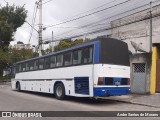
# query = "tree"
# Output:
<box><xmin>0</xmin><ymin>48</ymin><xmax>10</xmax><ymax>76</ymax></box>
<box><xmin>8</xmin><ymin>47</ymin><xmax>33</xmax><ymax>64</ymax></box>
<box><xmin>0</xmin><ymin>4</ymin><xmax>27</xmax><ymax>48</ymax></box>
<box><xmin>72</xmin><ymin>39</ymin><xmax>84</xmax><ymax>46</ymax></box>
<box><xmin>54</xmin><ymin>39</ymin><xmax>84</xmax><ymax>52</ymax></box>
<box><xmin>0</xmin><ymin>4</ymin><xmax>27</xmax><ymax>77</ymax></box>
<box><xmin>0</xmin><ymin>17</ymin><xmax>13</xmax><ymax>50</ymax></box>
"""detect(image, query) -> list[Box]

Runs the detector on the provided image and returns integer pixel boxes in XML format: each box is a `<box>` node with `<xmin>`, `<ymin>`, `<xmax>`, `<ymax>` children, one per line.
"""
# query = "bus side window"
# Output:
<box><xmin>22</xmin><ymin>63</ymin><xmax>26</xmax><ymax>72</ymax></box>
<box><xmin>50</xmin><ymin>56</ymin><xmax>56</xmax><ymax>68</ymax></box>
<box><xmin>34</xmin><ymin>60</ymin><xmax>38</xmax><ymax>70</ymax></box>
<box><xmin>19</xmin><ymin>64</ymin><xmax>22</xmax><ymax>72</ymax></box>
<box><xmin>29</xmin><ymin>61</ymin><xmax>34</xmax><ymax>70</ymax></box>
<box><xmin>73</xmin><ymin>50</ymin><xmax>82</xmax><ymax>65</ymax></box>
<box><xmin>56</xmin><ymin>54</ymin><xmax>63</xmax><ymax>67</ymax></box>
<box><xmin>64</xmin><ymin>52</ymin><xmax>72</xmax><ymax>66</ymax></box>
<box><xmin>16</xmin><ymin>65</ymin><xmax>19</xmax><ymax>73</ymax></box>
<box><xmin>83</xmin><ymin>47</ymin><xmax>93</xmax><ymax>64</ymax></box>
<box><xmin>26</xmin><ymin>62</ymin><xmax>29</xmax><ymax>71</ymax></box>
<box><xmin>39</xmin><ymin>58</ymin><xmax>44</xmax><ymax>69</ymax></box>
<box><xmin>88</xmin><ymin>47</ymin><xmax>93</xmax><ymax>63</ymax></box>
<box><xmin>45</xmin><ymin>57</ymin><xmax>50</xmax><ymax>69</ymax></box>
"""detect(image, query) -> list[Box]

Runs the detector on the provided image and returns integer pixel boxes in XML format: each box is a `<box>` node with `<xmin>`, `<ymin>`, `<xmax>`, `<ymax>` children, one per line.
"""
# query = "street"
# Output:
<box><xmin>0</xmin><ymin>84</ymin><xmax>160</xmax><ymax>120</ymax></box>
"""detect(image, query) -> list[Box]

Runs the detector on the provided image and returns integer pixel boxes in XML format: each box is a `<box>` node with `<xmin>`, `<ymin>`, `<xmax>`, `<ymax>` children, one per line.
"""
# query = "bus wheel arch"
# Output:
<box><xmin>54</xmin><ymin>81</ymin><xmax>66</xmax><ymax>100</ymax></box>
<box><xmin>16</xmin><ymin>81</ymin><xmax>21</xmax><ymax>92</ymax></box>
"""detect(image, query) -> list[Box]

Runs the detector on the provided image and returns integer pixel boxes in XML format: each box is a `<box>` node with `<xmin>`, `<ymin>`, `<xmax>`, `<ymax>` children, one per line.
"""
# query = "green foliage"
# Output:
<box><xmin>32</xmin><ymin>52</ymin><xmax>39</xmax><ymax>58</ymax></box>
<box><xmin>0</xmin><ymin>76</ymin><xmax>11</xmax><ymax>81</ymax></box>
<box><xmin>0</xmin><ymin>48</ymin><xmax>10</xmax><ymax>76</ymax></box>
<box><xmin>0</xmin><ymin>47</ymin><xmax>33</xmax><ymax>66</ymax></box>
<box><xmin>0</xmin><ymin>4</ymin><xmax>27</xmax><ymax>31</ymax></box>
<box><xmin>0</xmin><ymin>17</ymin><xmax>13</xmax><ymax>49</ymax></box>
<box><xmin>0</xmin><ymin>47</ymin><xmax>36</xmax><ymax>77</ymax></box>
<box><xmin>0</xmin><ymin>4</ymin><xmax>27</xmax><ymax>77</ymax></box>
<box><xmin>0</xmin><ymin>48</ymin><xmax>10</xmax><ymax>66</ymax></box>
<box><xmin>0</xmin><ymin>4</ymin><xmax>27</xmax><ymax>48</ymax></box>
<box><xmin>45</xmin><ymin>47</ymin><xmax>52</xmax><ymax>54</ymax></box>
<box><xmin>72</xmin><ymin>39</ymin><xmax>84</xmax><ymax>46</ymax></box>
<box><xmin>54</xmin><ymin>39</ymin><xmax>84</xmax><ymax>52</ymax></box>
<box><xmin>8</xmin><ymin>47</ymin><xmax>33</xmax><ymax>64</ymax></box>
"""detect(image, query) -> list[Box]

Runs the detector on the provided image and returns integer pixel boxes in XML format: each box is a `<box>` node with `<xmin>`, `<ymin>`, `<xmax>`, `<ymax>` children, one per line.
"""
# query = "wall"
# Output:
<box><xmin>111</xmin><ymin>5</ymin><xmax>160</xmax><ymax>53</ymax></box>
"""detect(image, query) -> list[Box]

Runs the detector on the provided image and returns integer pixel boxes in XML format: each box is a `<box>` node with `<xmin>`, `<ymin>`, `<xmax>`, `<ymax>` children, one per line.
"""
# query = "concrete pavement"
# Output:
<box><xmin>0</xmin><ymin>83</ymin><xmax>160</xmax><ymax>108</ymax></box>
<box><xmin>0</xmin><ymin>84</ymin><xmax>160</xmax><ymax>120</ymax></box>
<box><xmin>0</xmin><ymin>84</ymin><xmax>160</xmax><ymax>111</ymax></box>
<box><xmin>102</xmin><ymin>93</ymin><xmax>160</xmax><ymax>108</ymax></box>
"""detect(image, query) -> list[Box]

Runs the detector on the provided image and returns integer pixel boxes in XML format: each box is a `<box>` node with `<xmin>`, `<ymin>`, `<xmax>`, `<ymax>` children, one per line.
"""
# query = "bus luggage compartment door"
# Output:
<box><xmin>74</xmin><ymin>77</ymin><xmax>89</xmax><ymax>95</ymax></box>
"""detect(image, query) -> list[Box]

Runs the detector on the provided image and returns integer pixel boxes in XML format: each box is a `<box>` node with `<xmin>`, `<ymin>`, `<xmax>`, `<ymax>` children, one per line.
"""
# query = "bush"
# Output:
<box><xmin>0</xmin><ymin>76</ymin><xmax>11</xmax><ymax>81</ymax></box>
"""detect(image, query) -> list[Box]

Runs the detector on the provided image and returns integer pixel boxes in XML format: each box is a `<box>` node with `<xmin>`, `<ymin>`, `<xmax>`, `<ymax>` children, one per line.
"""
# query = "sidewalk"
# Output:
<box><xmin>101</xmin><ymin>93</ymin><xmax>160</xmax><ymax>108</ymax></box>
<box><xmin>0</xmin><ymin>81</ymin><xmax>11</xmax><ymax>85</ymax></box>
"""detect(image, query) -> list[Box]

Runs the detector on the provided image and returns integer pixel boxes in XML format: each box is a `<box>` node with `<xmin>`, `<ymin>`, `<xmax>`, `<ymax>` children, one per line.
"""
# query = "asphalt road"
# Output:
<box><xmin>0</xmin><ymin>84</ymin><xmax>160</xmax><ymax>120</ymax></box>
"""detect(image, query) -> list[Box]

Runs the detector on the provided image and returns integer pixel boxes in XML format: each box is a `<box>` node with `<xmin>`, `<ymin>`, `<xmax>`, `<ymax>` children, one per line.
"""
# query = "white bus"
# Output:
<box><xmin>11</xmin><ymin>38</ymin><xmax>130</xmax><ymax>100</ymax></box>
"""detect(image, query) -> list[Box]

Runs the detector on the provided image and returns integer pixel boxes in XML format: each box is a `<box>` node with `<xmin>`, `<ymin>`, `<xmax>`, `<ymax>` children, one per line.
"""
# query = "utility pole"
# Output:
<box><xmin>38</xmin><ymin>0</ymin><xmax>43</xmax><ymax>56</ymax></box>
<box><xmin>149</xmin><ymin>1</ymin><xmax>152</xmax><ymax>53</ymax></box>
<box><xmin>51</xmin><ymin>31</ymin><xmax>54</xmax><ymax>52</ymax></box>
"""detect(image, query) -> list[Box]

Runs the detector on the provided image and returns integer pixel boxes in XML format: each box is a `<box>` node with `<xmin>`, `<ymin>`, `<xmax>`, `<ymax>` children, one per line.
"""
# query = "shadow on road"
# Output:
<box><xmin>12</xmin><ymin>90</ymin><xmax>119</xmax><ymax>105</ymax></box>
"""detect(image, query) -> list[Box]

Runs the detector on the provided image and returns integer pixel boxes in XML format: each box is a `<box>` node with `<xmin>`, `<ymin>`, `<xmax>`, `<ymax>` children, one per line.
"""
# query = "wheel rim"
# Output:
<box><xmin>56</xmin><ymin>86</ymin><xmax>62</xmax><ymax>97</ymax></box>
<box><xmin>17</xmin><ymin>84</ymin><xmax>20</xmax><ymax>90</ymax></box>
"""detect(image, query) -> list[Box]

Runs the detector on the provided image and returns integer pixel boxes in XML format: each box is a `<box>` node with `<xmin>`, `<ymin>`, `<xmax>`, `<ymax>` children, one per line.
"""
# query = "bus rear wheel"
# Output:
<box><xmin>16</xmin><ymin>82</ymin><xmax>21</xmax><ymax>92</ymax></box>
<box><xmin>54</xmin><ymin>83</ymin><xmax>65</xmax><ymax>100</ymax></box>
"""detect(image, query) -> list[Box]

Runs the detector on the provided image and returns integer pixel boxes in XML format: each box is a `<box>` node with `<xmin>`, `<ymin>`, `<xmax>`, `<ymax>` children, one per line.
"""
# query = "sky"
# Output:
<box><xmin>0</xmin><ymin>0</ymin><xmax>158</xmax><ymax>47</ymax></box>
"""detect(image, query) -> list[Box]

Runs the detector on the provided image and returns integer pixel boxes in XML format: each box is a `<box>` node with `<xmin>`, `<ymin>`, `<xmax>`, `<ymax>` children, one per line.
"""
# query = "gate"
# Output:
<box><xmin>131</xmin><ymin>63</ymin><xmax>147</xmax><ymax>94</ymax></box>
<box><xmin>156</xmin><ymin>60</ymin><xmax>160</xmax><ymax>92</ymax></box>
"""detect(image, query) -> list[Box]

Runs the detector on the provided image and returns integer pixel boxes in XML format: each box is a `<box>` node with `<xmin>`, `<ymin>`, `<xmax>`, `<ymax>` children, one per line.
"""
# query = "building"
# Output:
<box><xmin>111</xmin><ymin>4</ymin><xmax>160</xmax><ymax>94</ymax></box>
<box><xmin>111</xmin><ymin>4</ymin><xmax>160</xmax><ymax>53</ymax></box>
<box><xmin>13</xmin><ymin>41</ymin><xmax>31</xmax><ymax>50</ymax></box>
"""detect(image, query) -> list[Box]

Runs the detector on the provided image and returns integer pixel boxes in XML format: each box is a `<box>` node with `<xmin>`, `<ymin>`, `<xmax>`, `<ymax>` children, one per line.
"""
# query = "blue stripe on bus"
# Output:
<box><xmin>17</xmin><ymin>40</ymin><xmax>100</xmax><ymax>64</ymax></box>
<box><xmin>94</xmin><ymin>41</ymin><xmax>100</xmax><ymax>64</ymax></box>
<box><xmin>114</xmin><ymin>78</ymin><xmax>121</xmax><ymax>82</ymax></box>
<box><xmin>93</xmin><ymin>87</ymin><xmax>130</xmax><ymax>97</ymax></box>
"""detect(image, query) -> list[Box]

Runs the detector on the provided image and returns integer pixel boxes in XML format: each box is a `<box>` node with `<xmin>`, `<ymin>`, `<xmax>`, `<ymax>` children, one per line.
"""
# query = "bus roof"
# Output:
<box><xmin>15</xmin><ymin>38</ymin><xmax>126</xmax><ymax>64</ymax></box>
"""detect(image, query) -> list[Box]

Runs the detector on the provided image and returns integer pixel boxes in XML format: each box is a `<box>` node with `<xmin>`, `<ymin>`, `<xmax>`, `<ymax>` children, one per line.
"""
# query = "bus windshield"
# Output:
<box><xmin>100</xmin><ymin>38</ymin><xmax>130</xmax><ymax>66</ymax></box>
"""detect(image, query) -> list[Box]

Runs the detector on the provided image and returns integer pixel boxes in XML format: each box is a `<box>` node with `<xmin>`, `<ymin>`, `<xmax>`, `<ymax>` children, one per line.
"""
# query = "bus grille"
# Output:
<box><xmin>74</xmin><ymin>77</ymin><xmax>89</xmax><ymax>95</ymax></box>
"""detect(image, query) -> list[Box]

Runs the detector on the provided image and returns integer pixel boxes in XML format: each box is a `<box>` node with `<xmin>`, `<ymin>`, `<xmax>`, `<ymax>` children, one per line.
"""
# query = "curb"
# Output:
<box><xmin>0</xmin><ymin>82</ymin><xmax>11</xmax><ymax>85</ymax></box>
<box><xmin>99</xmin><ymin>98</ymin><xmax>160</xmax><ymax>108</ymax></box>
<box><xmin>130</xmin><ymin>101</ymin><xmax>160</xmax><ymax>108</ymax></box>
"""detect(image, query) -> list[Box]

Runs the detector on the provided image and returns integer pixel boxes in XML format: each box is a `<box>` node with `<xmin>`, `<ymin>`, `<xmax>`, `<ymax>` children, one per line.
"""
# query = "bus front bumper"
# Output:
<box><xmin>93</xmin><ymin>87</ymin><xmax>130</xmax><ymax>97</ymax></box>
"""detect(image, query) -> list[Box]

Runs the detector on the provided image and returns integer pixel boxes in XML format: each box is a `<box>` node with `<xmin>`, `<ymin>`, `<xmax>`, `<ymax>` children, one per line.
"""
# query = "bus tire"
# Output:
<box><xmin>54</xmin><ymin>83</ymin><xmax>65</xmax><ymax>100</ymax></box>
<box><xmin>16</xmin><ymin>82</ymin><xmax>21</xmax><ymax>92</ymax></box>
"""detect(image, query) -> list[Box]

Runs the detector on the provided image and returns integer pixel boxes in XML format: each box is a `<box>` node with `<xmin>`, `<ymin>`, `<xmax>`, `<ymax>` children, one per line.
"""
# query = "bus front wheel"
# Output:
<box><xmin>54</xmin><ymin>83</ymin><xmax>65</xmax><ymax>100</ymax></box>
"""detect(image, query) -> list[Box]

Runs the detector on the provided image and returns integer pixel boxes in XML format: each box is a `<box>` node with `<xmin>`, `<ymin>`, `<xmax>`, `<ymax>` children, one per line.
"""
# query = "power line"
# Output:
<box><xmin>3</xmin><ymin>0</ymin><xmax>7</xmax><ymax>3</ymax></box>
<box><xmin>28</xmin><ymin>3</ymin><xmax>38</xmax><ymax>43</ymax></box>
<box><xmin>53</xmin><ymin>0</ymin><xmax>160</xmax><ymax>40</ymax></box>
<box><xmin>44</xmin><ymin>0</ymin><xmax>132</xmax><ymax>29</ymax></box>
<box><xmin>42</xmin><ymin>9</ymin><xmax>160</xmax><ymax>43</ymax></box>
<box><xmin>44</xmin><ymin>2</ymin><xmax>150</xmax><ymax>40</ymax></box>
<box><xmin>46</xmin><ymin>0</ymin><xmax>154</xmax><ymax>40</ymax></box>
<box><xmin>46</xmin><ymin>0</ymin><xmax>117</xmax><ymax>23</ymax></box>
<box><xmin>16</xmin><ymin>13</ymin><xmax>39</xmax><ymax>32</ymax></box>
<box><xmin>42</xmin><ymin>0</ymin><xmax>54</xmax><ymax>5</ymax></box>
